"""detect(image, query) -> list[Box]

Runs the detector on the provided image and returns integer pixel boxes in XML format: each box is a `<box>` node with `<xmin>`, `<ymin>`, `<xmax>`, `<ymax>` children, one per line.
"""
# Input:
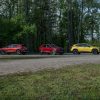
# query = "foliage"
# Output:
<box><xmin>0</xmin><ymin>0</ymin><xmax>100</xmax><ymax>51</ymax></box>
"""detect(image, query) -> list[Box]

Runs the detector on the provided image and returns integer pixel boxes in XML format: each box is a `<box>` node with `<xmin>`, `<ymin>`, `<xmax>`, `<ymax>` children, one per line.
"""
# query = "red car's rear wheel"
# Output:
<box><xmin>16</xmin><ymin>50</ymin><xmax>21</xmax><ymax>55</ymax></box>
<box><xmin>51</xmin><ymin>49</ymin><xmax>56</xmax><ymax>55</ymax></box>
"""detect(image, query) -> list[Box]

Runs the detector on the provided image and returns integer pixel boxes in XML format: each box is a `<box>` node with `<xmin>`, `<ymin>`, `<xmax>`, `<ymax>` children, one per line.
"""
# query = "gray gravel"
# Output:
<box><xmin>0</xmin><ymin>55</ymin><xmax>100</xmax><ymax>75</ymax></box>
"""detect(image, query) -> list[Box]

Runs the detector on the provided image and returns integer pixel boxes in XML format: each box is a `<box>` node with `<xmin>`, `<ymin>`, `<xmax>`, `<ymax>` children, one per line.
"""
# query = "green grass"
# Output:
<box><xmin>0</xmin><ymin>64</ymin><xmax>100</xmax><ymax>100</ymax></box>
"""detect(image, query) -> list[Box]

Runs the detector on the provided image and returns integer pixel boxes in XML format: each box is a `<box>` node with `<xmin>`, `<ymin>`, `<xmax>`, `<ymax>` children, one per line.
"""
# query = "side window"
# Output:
<box><xmin>82</xmin><ymin>44</ymin><xmax>89</xmax><ymax>47</ymax></box>
<box><xmin>76</xmin><ymin>44</ymin><xmax>82</xmax><ymax>47</ymax></box>
<box><xmin>78</xmin><ymin>44</ymin><xmax>90</xmax><ymax>47</ymax></box>
<box><xmin>82</xmin><ymin>44</ymin><xmax>87</xmax><ymax>47</ymax></box>
<box><xmin>80</xmin><ymin>44</ymin><xmax>84</xmax><ymax>47</ymax></box>
<box><xmin>12</xmin><ymin>45</ymin><xmax>17</xmax><ymax>48</ymax></box>
<box><xmin>43</xmin><ymin>45</ymin><xmax>46</xmax><ymax>47</ymax></box>
<box><xmin>85</xmin><ymin>44</ymin><xmax>90</xmax><ymax>47</ymax></box>
<box><xmin>76</xmin><ymin>44</ymin><xmax>90</xmax><ymax>47</ymax></box>
<box><xmin>76</xmin><ymin>44</ymin><xmax>79</xmax><ymax>47</ymax></box>
<box><xmin>7</xmin><ymin>45</ymin><xmax>12</xmax><ymax>48</ymax></box>
<box><xmin>46</xmin><ymin>45</ymin><xmax>50</xmax><ymax>48</ymax></box>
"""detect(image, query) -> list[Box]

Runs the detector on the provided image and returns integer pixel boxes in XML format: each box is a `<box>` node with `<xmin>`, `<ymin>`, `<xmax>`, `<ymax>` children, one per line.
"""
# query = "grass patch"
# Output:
<box><xmin>0</xmin><ymin>64</ymin><xmax>100</xmax><ymax>100</ymax></box>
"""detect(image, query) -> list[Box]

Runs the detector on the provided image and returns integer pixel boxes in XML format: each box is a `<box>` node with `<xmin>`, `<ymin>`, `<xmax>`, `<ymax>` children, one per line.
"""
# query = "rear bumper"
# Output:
<box><xmin>56</xmin><ymin>50</ymin><xmax>64</xmax><ymax>54</ymax></box>
<box><xmin>21</xmin><ymin>50</ymin><xmax>28</xmax><ymax>53</ymax></box>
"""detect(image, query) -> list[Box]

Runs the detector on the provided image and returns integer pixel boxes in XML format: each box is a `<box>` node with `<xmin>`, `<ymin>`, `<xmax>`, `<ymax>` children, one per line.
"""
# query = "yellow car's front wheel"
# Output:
<box><xmin>92</xmin><ymin>49</ymin><xmax>99</xmax><ymax>55</ymax></box>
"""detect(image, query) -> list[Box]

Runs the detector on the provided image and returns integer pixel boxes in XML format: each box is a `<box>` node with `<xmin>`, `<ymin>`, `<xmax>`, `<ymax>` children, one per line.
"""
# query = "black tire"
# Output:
<box><xmin>40</xmin><ymin>50</ymin><xmax>43</xmax><ymax>55</ymax></box>
<box><xmin>73</xmin><ymin>49</ymin><xmax>80</xmax><ymax>55</ymax></box>
<box><xmin>51</xmin><ymin>49</ymin><xmax>56</xmax><ymax>55</ymax></box>
<box><xmin>92</xmin><ymin>49</ymin><xmax>99</xmax><ymax>55</ymax></box>
<box><xmin>7</xmin><ymin>52</ymin><xmax>11</xmax><ymax>55</ymax></box>
<box><xmin>0</xmin><ymin>50</ymin><xmax>5</xmax><ymax>55</ymax></box>
<box><xmin>2</xmin><ymin>51</ymin><xmax>7</xmax><ymax>55</ymax></box>
<box><xmin>16</xmin><ymin>50</ymin><xmax>21</xmax><ymax>55</ymax></box>
<box><xmin>22</xmin><ymin>52</ymin><xmax>26</xmax><ymax>55</ymax></box>
<box><xmin>59</xmin><ymin>52</ymin><xmax>64</xmax><ymax>55</ymax></box>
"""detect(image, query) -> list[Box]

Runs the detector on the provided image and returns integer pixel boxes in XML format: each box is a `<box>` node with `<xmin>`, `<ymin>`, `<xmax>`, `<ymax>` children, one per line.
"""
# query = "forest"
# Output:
<box><xmin>0</xmin><ymin>0</ymin><xmax>100</xmax><ymax>52</ymax></box>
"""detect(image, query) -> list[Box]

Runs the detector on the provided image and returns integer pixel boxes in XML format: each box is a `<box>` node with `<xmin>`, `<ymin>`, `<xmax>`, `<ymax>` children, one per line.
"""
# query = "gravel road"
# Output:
<box><xmin>0</xmin><ymin>55</ymin><xmax>100</xmax><ymax>75</ymax></box>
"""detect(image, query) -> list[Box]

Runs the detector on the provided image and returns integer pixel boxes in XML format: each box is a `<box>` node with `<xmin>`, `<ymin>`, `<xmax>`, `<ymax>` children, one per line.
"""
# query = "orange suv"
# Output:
<box><xmin>0</xmin><ymin>44</ymin><xmax>28</xmax><ymax>55</ymax></box>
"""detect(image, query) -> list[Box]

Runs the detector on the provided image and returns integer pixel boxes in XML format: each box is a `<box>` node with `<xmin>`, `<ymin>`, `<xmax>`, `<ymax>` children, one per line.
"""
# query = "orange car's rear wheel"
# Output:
<box><xmin>0</xmin><ymin>50</ymin><xmax>6</xmax><ymax>55</ymax></box>
<box><xmin>40</xmin><ymin>50</ymin><xmax>44</xmax><ymax>55</ymax></box>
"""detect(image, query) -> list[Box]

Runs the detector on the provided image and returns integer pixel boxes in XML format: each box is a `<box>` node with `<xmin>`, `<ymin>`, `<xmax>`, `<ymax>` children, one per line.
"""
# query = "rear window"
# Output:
<box><xmin>41</xmin><ymin>44</ymin><xmax>46</xmax><ymax>47</ymax></box>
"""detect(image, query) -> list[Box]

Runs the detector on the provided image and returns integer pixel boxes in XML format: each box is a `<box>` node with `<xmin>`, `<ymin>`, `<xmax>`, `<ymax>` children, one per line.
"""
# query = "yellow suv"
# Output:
<box><xmin>71</xmin><ymin>43</ymin><xmax>100</xmax><ymax>54</ymax></box>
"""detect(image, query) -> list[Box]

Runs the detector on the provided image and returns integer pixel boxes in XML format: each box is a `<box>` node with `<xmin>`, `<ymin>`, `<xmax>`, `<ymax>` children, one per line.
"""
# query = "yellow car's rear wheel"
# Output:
<box><xmin>73</xmin><ymin>49</ymin><xmax>80</xmax><ymax>55</ymax></box>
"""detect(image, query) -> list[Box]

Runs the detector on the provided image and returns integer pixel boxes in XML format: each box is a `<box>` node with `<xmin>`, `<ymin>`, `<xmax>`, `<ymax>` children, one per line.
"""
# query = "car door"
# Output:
<box><xmin>3</xmin><ymin>45</ymin><xmax>12</xmax><ymax>53</ymax></box>
<box><xmin>9</xmin><ymin>44</ymin><xmax>17</xmax><ymax>52</ymax></box>
<box><xmin>46</xmin><ymin>45</ymin><xmax>53</xmax><ymax>53</ymax></box>
<box><xmin>76</xmin><ymin>44</ymin><xmax>84</xmax><ymax>52</ymax></box>
<box><xmin>78</xmin><ymin>44</ymin><xmax>90</xmax><ymax>52</ymax></box>
<box><xmin>82</xmin><ymin>44</ymin><xmax>91</xmax><ymax>52</ymax></box>
<box><xmin>6</xmin><ymin>45</ymin><xmax>14</xmax><ymax>53</ymax></box>
<box><xmin>40</xmin><ymin>44</ymin><xmax>46</xmax><ymax>53</ymax></box>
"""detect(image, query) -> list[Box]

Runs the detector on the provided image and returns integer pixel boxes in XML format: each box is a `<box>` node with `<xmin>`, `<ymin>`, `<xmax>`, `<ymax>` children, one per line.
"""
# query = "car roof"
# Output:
<box><xmin>73</xmin><ymin>43</ymin><xmax>90</xmax><ymax>46</ymax></box>
<box><xmin>8</xmin><ymin>44</ymin><xmax>23</xmax><ymax>45</ymax></box>
<box><xmin>74</xmin><ymin>43</ymin><xmax>88</xmax><ymax>45</ymax></box>
<box><xmin>41</xmin><ymin>44</ymin><xmax>55</xmax><ymax>45</ymax></box>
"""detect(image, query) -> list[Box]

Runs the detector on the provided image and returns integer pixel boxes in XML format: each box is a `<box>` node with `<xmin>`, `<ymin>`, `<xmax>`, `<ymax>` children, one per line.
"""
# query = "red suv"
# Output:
<box><xmin>39</xmin><ymin>44</ymin><xmax>64</xmax><ymax>55</ymax></box>
<box><xmin>0</xmin><ymin>44</ymin><xmax>28</xmax><ymax>55</ymax></box>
